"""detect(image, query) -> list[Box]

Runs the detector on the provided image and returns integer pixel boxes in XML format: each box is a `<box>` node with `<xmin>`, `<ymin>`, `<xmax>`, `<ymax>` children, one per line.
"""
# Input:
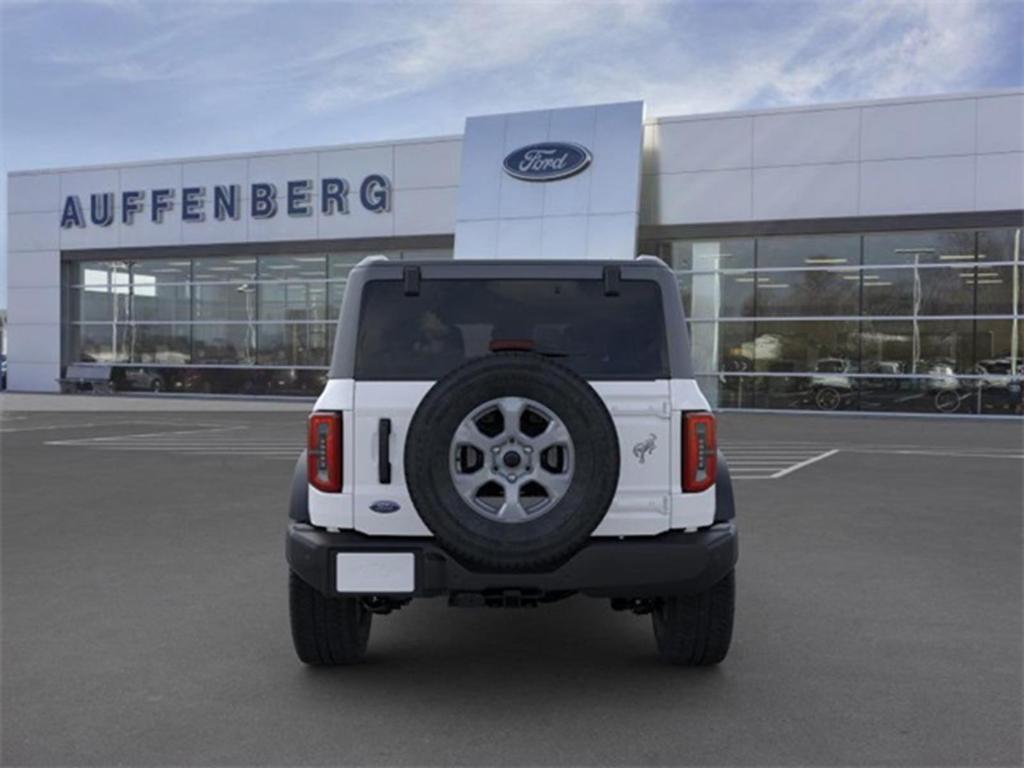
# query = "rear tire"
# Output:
<box><xmin>652</xmin><ymin>570</ymin><xmax>735</xmax><ymax>666</ymax></box>
<box><xmin>289</xmin><ymin>571</ymin><xmax>372</xmax><ymax>665</ymax></box>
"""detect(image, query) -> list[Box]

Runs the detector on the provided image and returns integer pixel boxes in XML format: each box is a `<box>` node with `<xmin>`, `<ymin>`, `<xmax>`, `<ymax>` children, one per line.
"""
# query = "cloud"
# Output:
<box><xmin>14</xmin><ymin>0</ymin><xmax>1019</xmax><ymax>122</ymax></box>
<box><xmin>302</xmin><ymin>1</ymin><xmax>660</xmax><ymax>112</ymax></box>
<box><xmin>294</xmin><ymin>0</ymin><xmax>1018</xmax><ymax>118</ymax></box>
<box><xmin>2</xmin><ymin>0</ymin><xmax>1020</xmax><ymax>164</ymax></box>
<box><xmin>683</xmin><ymin>0</ymin><xmax>1007</xmax><ymax>114</ymax></box>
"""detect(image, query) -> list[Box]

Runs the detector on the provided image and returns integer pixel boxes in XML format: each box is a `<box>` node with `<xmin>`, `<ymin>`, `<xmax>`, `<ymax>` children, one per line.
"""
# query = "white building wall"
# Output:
<box><xmin>7</xmin><ymin>173</ymin><xmax>62</xmax><ymax>391</ymax></box>
<box><xmin>642</xmin><ymin>90</ymin><xmax>1024</xmax><ymax>226</ymax></box>
<box><xmin>454</xmin><ymin>102</ymin><xmax>645</xmax><ymax>261</ymax></box>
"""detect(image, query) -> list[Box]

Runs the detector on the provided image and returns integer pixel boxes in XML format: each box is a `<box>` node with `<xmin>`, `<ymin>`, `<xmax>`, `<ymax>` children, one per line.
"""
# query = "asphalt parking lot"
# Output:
<box><xmin>1</xmin><ymin>398</ymin><xmax>1021</xmax><ymax>766</ymax></box>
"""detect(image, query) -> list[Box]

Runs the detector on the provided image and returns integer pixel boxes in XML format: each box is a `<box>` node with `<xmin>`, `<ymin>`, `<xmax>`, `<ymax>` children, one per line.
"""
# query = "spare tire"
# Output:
<box><xmin>405</xmin><ymin>353</ymin><xmax>619</xmax><ymax>572</ymax></box>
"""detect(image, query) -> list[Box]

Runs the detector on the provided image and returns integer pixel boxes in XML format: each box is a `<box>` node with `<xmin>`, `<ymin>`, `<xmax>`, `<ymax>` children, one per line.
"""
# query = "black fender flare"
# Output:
<box><xmin>714</xmin><ymin>450</ymin><xmax>735</xmax><ymax>522</ymax></box>
<box><xmin>289</xmin><ymin>450</ymin><xmax>309</xmax><ymax>522</ymax></box>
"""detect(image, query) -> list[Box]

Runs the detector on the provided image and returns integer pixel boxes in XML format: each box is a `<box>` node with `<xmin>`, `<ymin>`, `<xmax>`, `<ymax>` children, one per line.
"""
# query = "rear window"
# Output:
<box><xmin>354</xmin><ymin>278</ymin><xmax>668</xmax><ymax>380</ymax></box>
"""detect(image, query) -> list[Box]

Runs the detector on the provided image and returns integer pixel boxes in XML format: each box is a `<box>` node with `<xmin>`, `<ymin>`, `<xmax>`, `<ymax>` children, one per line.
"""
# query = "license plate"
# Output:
<box><xmin>335</xmin><ymin>552</ymin><xmax>415</xmax><ymax>593</ymax></box>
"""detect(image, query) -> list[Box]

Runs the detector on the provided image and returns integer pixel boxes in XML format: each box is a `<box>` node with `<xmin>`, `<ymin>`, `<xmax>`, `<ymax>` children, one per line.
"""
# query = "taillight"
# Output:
<box><xmin>307</xmin><ymin>412</ymin><xmax>342</xmax><ymax>493</ymax></box>
<box><xmin>682</xmin><ymin>412</ymin><xmax>716</xmax><ymax>493</ymax></box>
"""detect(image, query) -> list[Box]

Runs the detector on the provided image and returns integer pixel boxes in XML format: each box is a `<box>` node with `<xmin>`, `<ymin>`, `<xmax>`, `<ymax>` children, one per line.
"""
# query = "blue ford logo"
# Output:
<box><xmin>503</xmin><ymin>142</ymin><xmax>592</xmax><ymax>182</ymax></box>
<box><xmin>370</xmin><ymin>500</ymin><xmax>401</xmax><ymax>514</ymax></box>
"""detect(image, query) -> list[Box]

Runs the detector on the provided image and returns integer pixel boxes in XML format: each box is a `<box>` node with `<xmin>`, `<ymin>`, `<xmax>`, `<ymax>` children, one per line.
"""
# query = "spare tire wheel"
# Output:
<box><xmin>404</xmin><ymin>353</ymin><xmax>620</xmax><ymax>572</ymax></box>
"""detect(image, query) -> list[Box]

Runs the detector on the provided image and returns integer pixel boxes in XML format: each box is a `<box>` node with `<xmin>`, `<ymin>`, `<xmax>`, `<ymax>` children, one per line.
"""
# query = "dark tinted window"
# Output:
<box><xmin>355</xmin><ymin>278</ymin><xmax>669</xmax><ymax>380</ymax></box>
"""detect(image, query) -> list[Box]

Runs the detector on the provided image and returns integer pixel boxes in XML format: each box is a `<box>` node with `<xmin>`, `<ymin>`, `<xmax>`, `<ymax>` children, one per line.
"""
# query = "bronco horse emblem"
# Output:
<box><xmin>633</xmin><ymin>433</ymin><xmax>657</xmax><ymax>464</ymax></box>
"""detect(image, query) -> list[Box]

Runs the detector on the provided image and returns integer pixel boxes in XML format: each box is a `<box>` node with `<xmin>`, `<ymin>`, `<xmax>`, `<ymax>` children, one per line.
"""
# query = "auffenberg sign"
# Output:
<box><xmin>59</xmin><ymin>174</ymin><xmax>392</xmax><ymax>229</ymax></box>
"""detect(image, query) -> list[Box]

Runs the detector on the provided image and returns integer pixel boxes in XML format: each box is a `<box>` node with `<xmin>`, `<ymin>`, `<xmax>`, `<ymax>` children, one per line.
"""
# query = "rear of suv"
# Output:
<box><xmin>287</xmin><ymin>257</ymin><xmax>737</xmax><ymax>665</ymax></box>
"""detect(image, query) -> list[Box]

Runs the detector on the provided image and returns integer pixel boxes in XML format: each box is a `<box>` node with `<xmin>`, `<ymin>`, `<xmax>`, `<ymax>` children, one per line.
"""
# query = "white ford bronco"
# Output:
<box><xmin>287</xmin><ymin>257</ymin><xmax>738</xmax><ymax>665</ymax></box>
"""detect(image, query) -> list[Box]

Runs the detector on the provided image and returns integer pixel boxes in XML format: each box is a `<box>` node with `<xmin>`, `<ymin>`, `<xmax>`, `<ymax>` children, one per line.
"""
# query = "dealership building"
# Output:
<box><xmin>5</xmin><ymin>89</ymin><xmax>1022</xmax><ymax>414</ymax></box>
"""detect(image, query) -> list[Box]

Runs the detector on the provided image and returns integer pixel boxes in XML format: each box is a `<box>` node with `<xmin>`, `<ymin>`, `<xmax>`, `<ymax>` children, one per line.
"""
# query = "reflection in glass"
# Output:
<box><xmin>71</xmin><ymin>260</ymin><xmax>131</xmax><ymax>288</ymax></box>
<box><xmin>972</xmin><ymin>265</ymin><xmax>1017</xmax><ymax>315</ymax></box>
<box><xmin>192</xmin><ymin>323</ymin><xmax>255</xmax><ymax>365</ymax></box>
<box><xmin>664</xmin><ymin>239</ymin><xmax>755</xmax><ymax>272</ymax></box>
<box><xmin>861</xmin><ymin>319</ymin><xmax>974</xmax><ymax>375</ymax></box>
<box><xmin>973</xmin><ymin>320</ymin><xmax>1022</xmax><ymax>414</ymax></box>
<box><xmin>751</xmin><ymin>321</ymin><xmax>859</xmax><ymax>373</ymax></box>
<box><xmin>258</xmin><ymin>281</ymin><xmax>326</xmax><ymax>322</ymax></box>
<box><xmin>975</xmin><ymin>319</ymin><xmax>1019</xmax><ymax>372</ymax></box>
<box><xmin>132</xmin><ymin>282</ymin><xmax>190</xmax><ymax>322</ymax></box>
<box><xmin>754</xmin><ymin>270</ymin><xmax>858</xmax><ymax>316</ymax></box>
<box><xmin>193</xmin><ymin>256</ymin><xmax>256</xmax><ymax>282</ymax></box>
<box><xmin>262</xmin><ymin>254</ymin><xmax>326</xmax><ymax>280</ymax></box>
<box><xmin>132</xmin><ymin>259</ymin><xmax>191</xmax><ymax>284</ymax></box>
<box><xmin>859</xmin><ymin>265</ymin><xmax>974</xmax><ymax>316</ymax></box>
<box><xmin>864</xmin><ymin>230</ymin><xmax>975</xmax><ymax>265</ymax></box>
<box><xmin>59</xmin><ymin>249</ymin><xmax>459</xmax><ymax>396</ymax></box>
<box><xmin>194</xmin><ymin>282</ymin><xmax>257</xmax><ymax>321</ymax></box>
<box><xmin>757</xmin><ymin>234</ymin><xmax>859</xmax><ymax>269</ymax></box>
<box><xmin>718</xmin><ymin>322</ymin><xmax>756</xmax><ymax>373</ymax></box>
<box><xmin>114</xmin><ymin>366</ymin><xmax>171</xmax><ymax>393</ymax></box>
<box><xmin>131</xmin><ymin>324</ymin><xmax>191</xmax><ymax>364</ymax></box>
<box><xmin>977</xmin><ymin>227</ymin><xmax>1021</xmax><ymax>275</ymax></box>
<box><xmin>679</xmin><ymin>271</ymin><xmax>757</xmax><ymax>319</ymax></box>
<box><xmin>257</xmin><ymin>323</ymin><xmax>329</xmax><ymax>366</ymax></box>
<box><xmin>67</xmin><ymin>286</ymin><xmax>131</xmax><ymax>323</ymax></box>
<box><xmin>70</xmin><ymin>324</ymin><xmax>130</xmax><ymax>364</ymax></box>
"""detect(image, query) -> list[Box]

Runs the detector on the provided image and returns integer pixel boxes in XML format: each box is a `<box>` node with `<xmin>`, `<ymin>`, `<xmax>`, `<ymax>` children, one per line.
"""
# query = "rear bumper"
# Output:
<box><xmin>286</xmin><ymin>522</ymin><xmax>737</xmax><ymax>599</ymax></box>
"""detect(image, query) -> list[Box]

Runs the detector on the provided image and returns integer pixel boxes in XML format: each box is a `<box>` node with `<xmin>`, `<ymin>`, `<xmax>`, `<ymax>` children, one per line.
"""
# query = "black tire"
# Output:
<box><xmin>405</xmin><ymin>353</ymin><xmax>620</xmax><ymax>572</ymax></box>
<box><xmin>289</xmin><ymin>571</ymin><xmax>371</xmax><ymax>665</ymax></box>
<box><xmin>814</xmin><ymin>386</ymin><xmax>841</xmax><ymax>411</ymax></box>
<box><xmin>934</xmin><ymin>389</ymin><xmax>960</xmax><ymax>413</ymax></box>
<box><xmin>652</xmin><ymin>570</ymin><xmax>735</xmax><ymax>666</ymax></box>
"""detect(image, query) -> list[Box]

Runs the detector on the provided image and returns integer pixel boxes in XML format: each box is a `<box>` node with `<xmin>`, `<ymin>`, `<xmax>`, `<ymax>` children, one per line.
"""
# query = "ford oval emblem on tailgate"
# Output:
<box><xmin>370</xmin><ymin>500</ymin><xmax>401</xmax><ymax>514</ymax></box>
<box><xmin>503</xmin><ymin>142</ymin><xmax>592</xmax><ymax>182</ymax></box>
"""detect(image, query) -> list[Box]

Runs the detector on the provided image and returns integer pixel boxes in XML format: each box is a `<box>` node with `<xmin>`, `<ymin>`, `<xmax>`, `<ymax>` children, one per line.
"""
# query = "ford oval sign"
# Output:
<box><xmin>503</xmin><ymin>142</ymin><xmax>592</xmax><ymax>182</ymax></box>
<box><xmin>370</xmin><ymin>500</ymin><xmax>401</xmax><ymax>514</ymax></box>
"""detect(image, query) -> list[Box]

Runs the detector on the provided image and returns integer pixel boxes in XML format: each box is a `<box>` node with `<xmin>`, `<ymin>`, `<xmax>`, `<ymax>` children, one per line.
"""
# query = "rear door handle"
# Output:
<box><xmin>378</xmin><ymin>418</ymin><xmax>392</xmax><ymax>484</ymax></box>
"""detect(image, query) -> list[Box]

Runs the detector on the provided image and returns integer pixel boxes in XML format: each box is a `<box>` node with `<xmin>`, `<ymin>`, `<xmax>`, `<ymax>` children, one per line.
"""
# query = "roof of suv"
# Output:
<box><xmin>355</xmin><ymin>255</ymin><xmax>669</xmax><ymax>272</ymax></box>
<box><xmin>328</xmin><ymin>256</ymin><xmax>693</xmax><ymax>380</ymax></box>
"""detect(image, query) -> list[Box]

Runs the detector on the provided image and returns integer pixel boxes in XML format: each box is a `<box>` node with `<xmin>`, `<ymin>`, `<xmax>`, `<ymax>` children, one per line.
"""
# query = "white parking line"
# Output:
<box><xmin>2</xmin><ymin>421</ymin><xmax>164</xmax><ymax>433</ymax></box>
<box><xmin>722</xmin><ymin>443</ymin><xmax>842</xmax><ymax>480</ymax></box>
<box><xmin>769</xmin><ymin>448</ymin><xmax>840</xmax><ymax>479</ymax></box>
<box><xmin>44</xmin><ymin>425</ymin><xmax>303</xmax><ymax>459</ymax></box>
<box><xmin>47</xmin><ymin>425</ymin><xmax>247</xmax><ymax>443</ymax></box>
<box><xmin>841</xmin><ymin>448</ymin><xmax>1024</xmax><ymax>460</ymax></box>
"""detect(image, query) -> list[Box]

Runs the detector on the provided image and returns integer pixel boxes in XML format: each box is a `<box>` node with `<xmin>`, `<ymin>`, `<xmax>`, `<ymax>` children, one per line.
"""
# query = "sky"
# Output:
<box><xmin>2</xmin><ymin>0</ymin><xmax>1022</xmax><ymax>306</ymax></box>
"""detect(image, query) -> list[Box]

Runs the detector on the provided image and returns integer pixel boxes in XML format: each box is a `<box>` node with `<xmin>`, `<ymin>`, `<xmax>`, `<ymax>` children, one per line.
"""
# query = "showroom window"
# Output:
<box><xmin>653</xmin><ymin>228</ymin><xmax>1021</xmax><ymax>415</ymax></box>
<box><xmin>63</xmin><ymin>247</ymin><xmax>452</xmax><ymax>394</ymax></box>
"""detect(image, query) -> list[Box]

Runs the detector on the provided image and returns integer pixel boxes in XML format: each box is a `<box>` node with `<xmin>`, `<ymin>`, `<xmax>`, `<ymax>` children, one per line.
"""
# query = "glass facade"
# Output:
<box><xmin>62</xmin><ymin>248</ymin><xmax>451</xmax><ymax>395</ymax></box>
<box><xmin>60</xmin><ymin>228</ymin><xmax>1022</xmax><ymax>415</ymax></box>
<box><xmin>647</xmin><ymin>227</ymin><xmax>1022</xmax><ymax>416</ymax></box>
